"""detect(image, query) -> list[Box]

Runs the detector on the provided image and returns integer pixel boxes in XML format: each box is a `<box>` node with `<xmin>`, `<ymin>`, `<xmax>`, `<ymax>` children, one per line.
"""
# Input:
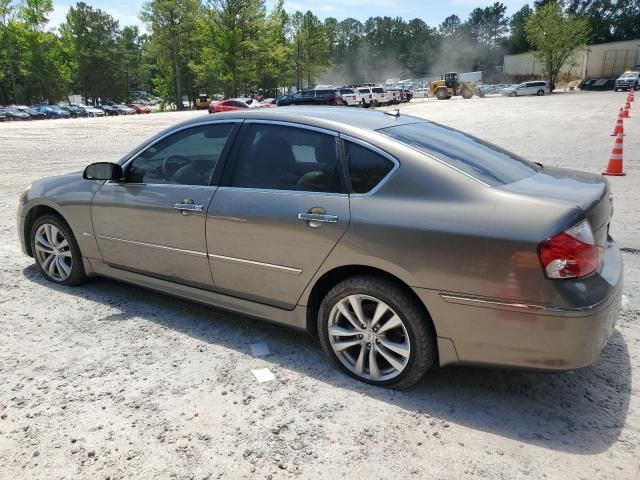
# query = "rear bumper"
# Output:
<box><xmin>418</xmin><ymin>237</ymin><xmax>623</xmax><ymax>370</ymax></box>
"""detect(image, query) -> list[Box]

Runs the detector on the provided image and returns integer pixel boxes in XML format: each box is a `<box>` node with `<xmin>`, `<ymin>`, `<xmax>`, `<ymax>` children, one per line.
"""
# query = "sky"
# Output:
<box><xmin>48</xmin><ymin>0</ymin><xmax>531</xmax><ymax>31</ymax></box>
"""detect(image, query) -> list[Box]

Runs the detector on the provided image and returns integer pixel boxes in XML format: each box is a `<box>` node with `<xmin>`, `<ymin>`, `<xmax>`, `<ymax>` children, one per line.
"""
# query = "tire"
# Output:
<box><xmin>536</xmin><ymin>90</ymin><xmax>544</xmax><ymax>96</ymax></box>
<box><xmin>461</xmin><ymin>88</ymin><xmax>473</xmax><ymax>99</ymax></box>
<box><xmin>435</xmin><ymin>88</ymin><xmax>449</xmax><ymax>100</ymax></box>
<box><xmin>614</xmin><ymin>88</ymin><xmax>619</xmax><ymax>92</ymax></box>
<box><xmin>30</xmin><ymin>214</ymin><xmax>86</xmax><ymax>286</ymax></box>
<box><xmin>510</xmin><ymin>92</ymin><xmax>517</xmax><ymax>97</ymax></box>
<box><xmin>342</xmin><ymin>101</ymin><xmax>348</xmax><ymax>107</ymax></box>
<box><xmin>318</xmin><ymin>275</ymin><xmax>437</xmax><ymax>389</ymax></box>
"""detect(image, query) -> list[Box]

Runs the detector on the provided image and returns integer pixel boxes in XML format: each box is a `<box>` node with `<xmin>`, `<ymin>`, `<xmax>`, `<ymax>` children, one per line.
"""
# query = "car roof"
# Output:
<box><xmin>176</xmin><ymin>106</ymin><xmax>424</xmax><ymax>134</ymax></box>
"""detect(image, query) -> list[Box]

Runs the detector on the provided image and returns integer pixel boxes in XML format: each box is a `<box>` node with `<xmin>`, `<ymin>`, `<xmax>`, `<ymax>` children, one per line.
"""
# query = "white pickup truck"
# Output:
<box><xmin>339</xmin><ymin>88</ymin><xmax>362</xmax><ymax>106</ymax></box>
<box><xmin>357</xmin><ymin>87</ymin><xmax>375</xmax><ymax>107</ymax></box>
<box><xmin>371</xmin><ymin>86</ymin><xmax>389</xmax><ymax>106</ymax></box>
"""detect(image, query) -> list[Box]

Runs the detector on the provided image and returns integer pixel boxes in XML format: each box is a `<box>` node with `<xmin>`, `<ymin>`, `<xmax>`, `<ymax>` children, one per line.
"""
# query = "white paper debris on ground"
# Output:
<box><xmin>250</xmin><ymin>342</ymin><xmax>271</xmax><ymax>357</ymax></box>
<box><xmin>621</xmin><ymin>294</ymin><xmax>631</xmax><ymax>312</ymax></box>
<box><xmin>251</xmin><ymin>368</ymin><xmax>276</xmax><ymax>383</ymax></box>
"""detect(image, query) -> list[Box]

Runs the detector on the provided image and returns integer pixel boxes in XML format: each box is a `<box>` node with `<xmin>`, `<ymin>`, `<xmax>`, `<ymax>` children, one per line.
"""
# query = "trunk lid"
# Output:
<box><xmin>498</xmin><ymin>166</ymin><xmax>613</xmax><ymax>245</ymax></box>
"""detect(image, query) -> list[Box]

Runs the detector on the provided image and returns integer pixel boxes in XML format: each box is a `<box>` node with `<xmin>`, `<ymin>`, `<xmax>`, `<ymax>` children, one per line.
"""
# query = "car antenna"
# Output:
<box><xmin>384</xmin><ymin>109</ymin><xmax>400</xmax><ymax>118</ymax></box>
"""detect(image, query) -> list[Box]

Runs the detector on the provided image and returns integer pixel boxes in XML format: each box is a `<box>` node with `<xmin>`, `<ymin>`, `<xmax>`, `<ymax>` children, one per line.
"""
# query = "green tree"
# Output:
<box><xmin>504</xmin><ymin>4</ymin><xmax>533</xmax><ymax>54</ymax></box>
<box><xmin>140</xmin><ymin>0</ymin><xmax>199</xmax><ymax>109</ymax></box>
<box><xmin>525</xmin><ymin>1</ymin><xmax>590</xmax><ymax>91</ymax></box>
<box><xmin>60</xmin><ymin>2</ymin><xmax>121</xmax><ymax>103</ymax></box>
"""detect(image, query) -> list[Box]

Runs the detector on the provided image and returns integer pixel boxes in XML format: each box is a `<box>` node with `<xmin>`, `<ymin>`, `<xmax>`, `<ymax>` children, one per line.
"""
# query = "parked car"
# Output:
<box><xmin>115</xmin><ymin>104</ymin><xmax>136</xmax><ymax>115</ymax></box>
<box><xmin>59</xmin><ymin>105</ymin><xmax>88</xmax><ymax>118</ymax></box>
<box><xmin>96</xmin><ymin>105</ymin><xmax>120</xmax><ymax>116</ymax></box>
<box><xmin>614</xmin><ymin>71</ymin><xmax>639</xmax><ymax>91</ymax></box>
<box><xmin>357</xmin><ymin>87</ymin><xmax>375</xmax><ymax>107</ymax></box>
<box><xmin>209</xmin><ymin>99</ymin><xmax>250</xmax><ymax>113</ymax></box>
<box><xmin>371</xmin><ymin>86</ymin><xmax>389</xmax><ymax>106</ymax></box>
<box><xmin>276</xmin><ymin>89</ymin><xmax>341</xmax><ymax>106</ymax></box>
<box><xmin>73</xmin><ymin>105</ymin><xmax>105</xmax><ymax>117</ymax></box>
<box><xmin>6</xmin><ymin>107</ymin><xmax>33</xmax><ymax>120</ymax></box>
<box><xmin>18</xmin><ymin>107</ymin><xmax>622</xmax><ymax>389</ymax></box>
<box><xmin>0</xmin><ymin>107</ymin><xmax>6</xmax><ymax>121</ymax></box>
<box><xmin>34</xmin><ymin>105</ymin><xmax>71</xmax><ymax>119</ymax></box>
<box><xmin>339</xmin><ymin>88</ymin><xmax>362</xmax><ymax>107</ymax></box>
<box><xmin>402</xmin><ymin>89</ymin><xmax>413</xmax><ymax>102</ymax></box>
<box><xmin>128</xmin><ymin>103</ymin><xmax>152</xmax><ymax>114</ymax></box>
<box><xmin>16</xmin><ymin>106</ymin><xmax>46</xmax><ymax>120</ymax></box>
<box><xmin>386</xmin><ymin>88</ymin><xmax>401</xmax><ymax>104</ymax></box>
<box><xmin>504</xmin><ymin>81</ymin><xmax>550</xmax><ymax>96</ymax></box>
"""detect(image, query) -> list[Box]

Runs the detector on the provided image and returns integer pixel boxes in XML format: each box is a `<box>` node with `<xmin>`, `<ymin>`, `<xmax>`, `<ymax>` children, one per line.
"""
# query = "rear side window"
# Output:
<box><xmin>378</xmin><ymin>122</ymin><xmax>539</xmax><ymax>186</ymax></box>
<box><xmin>229</xmin><ymin>123</ymin><xmax>341</xmax><ymax>192</ymax></box>
<box><xmin>344</xmin><ymin>141</ymin><xmax>395</xmax><ymax>194</ymax></box>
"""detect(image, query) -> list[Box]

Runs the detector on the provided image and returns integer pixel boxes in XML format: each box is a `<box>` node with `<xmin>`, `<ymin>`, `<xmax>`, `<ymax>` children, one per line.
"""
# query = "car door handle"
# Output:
<box><xmin>297</xmin><ymin>213</ymin><xmax>338</xmax><ymax>223</ymax></box>
<box><xmin>174</xmin><ymin>203</ymin><xmax>204</xmax><ymax>212</ymax></box>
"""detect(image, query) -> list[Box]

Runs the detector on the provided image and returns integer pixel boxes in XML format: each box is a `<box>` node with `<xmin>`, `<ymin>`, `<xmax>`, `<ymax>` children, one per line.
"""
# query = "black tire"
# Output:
<box><xmin>536</xmin><ymin>89</ymin><xmax>544</xmax><ymax>96</ymax></box>
<box><xmin>30</xmin><ymin>214</ymin><xmax>86</xmax><ymax>286</ymax></box>
<box><xmin>510</xmin><ymin>91</ymin><xmax>517</xmax><ymax>97</ymax></box>
<box><xmin>317</xmin><ymin>275</ymin><xmax>437</xmax><ymax>389</ymax></box>
<box><xmin>435</xmin><ymin>88</ymin><xmax>449</xmax><ymax>100</ymax></box>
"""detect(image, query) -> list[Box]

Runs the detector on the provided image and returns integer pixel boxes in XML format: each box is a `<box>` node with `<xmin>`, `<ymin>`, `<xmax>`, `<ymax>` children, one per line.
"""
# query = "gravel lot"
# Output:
<box><xmin>1</xmin><ymin>92</ymin><xmax>639</xmax><ymax>480</ymax></box>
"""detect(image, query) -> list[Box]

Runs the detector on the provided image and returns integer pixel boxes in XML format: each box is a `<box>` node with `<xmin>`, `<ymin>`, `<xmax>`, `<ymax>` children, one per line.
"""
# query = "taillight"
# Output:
<box><xmin>538</xmin><ymin>220</ymin><xmax>603</xmax><ymax>279</ymax></box>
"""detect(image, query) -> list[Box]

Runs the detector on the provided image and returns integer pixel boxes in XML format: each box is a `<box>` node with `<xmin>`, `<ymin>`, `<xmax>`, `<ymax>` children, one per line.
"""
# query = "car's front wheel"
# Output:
<box><xmin>31</xmin><ymin>215</ymin><xmax>86</xmax><ymax>286</ymax></box>
<box><xmin>318</xmin><ymin>275</ymin><xmax>437</xmax><ymax>389</ymax></box>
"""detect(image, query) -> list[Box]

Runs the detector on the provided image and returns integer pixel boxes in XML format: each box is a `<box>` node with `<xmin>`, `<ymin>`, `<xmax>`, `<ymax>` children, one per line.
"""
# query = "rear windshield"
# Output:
<box><xmin>358</xmin><ymin>88</ymin><xmax>369</xmax><ymax>93</ymax></box>
<box><xmin>340</xmin><ymin>89</ymin><xmax>354</xmax><ymax>94</ymax></box>
<box><xmin>372</xmin><ymin>88</ymin><xmax>384</xmax><ymax>93</ymax></box>
<box><xmin>378</xmin><ymin>122</ymin><xmax>540</xmax><ymax>186</ymax></box>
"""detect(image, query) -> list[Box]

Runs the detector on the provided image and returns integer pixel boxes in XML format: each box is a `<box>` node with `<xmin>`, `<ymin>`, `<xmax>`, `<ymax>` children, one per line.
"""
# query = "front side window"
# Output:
<box><xmin>126</xmin><ymin>123</ymin><xmax>234</xmax><ymax>185</ymax></box>
<box><xmin>344</xmin><ymin>141</ymin><xmax>395</xmax><ymax>194</ymax></box>
<box><xmin>229</xmin><ymin>123</ymin><xmax>341</xmax><ymax>192</ymax></box>
<box><xmin>378</xmin><ymin>121</ymin><xmax>539</xmax><ymax>186</ymax></box>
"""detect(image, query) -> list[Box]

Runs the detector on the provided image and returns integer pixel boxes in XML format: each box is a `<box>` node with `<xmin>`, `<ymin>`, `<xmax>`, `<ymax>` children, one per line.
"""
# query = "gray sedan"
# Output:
<box><xmin>17</xmin><ymin>107</ymin><xmax>622</xmax><ymax>388</ymax></box>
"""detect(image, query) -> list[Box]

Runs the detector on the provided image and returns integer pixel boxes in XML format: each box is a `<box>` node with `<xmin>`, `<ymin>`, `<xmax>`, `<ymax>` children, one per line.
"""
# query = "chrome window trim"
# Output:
<box><xmin>216</xmin><ymin>186</ymin><xmax>347</xmax><ymax>198</ymax></box>
<box><xmin>118</xmin><ymin>119</ymin><xmax>244</xmax><ymax>172</ymax></box>
<box><xmin>208</xmin><ymin>253</ymin><xmax>302</xmax><ymax>275</ymax></box>
<box><xmin>96</xmin><ymin>234</ymin><xmax>207</xmax><ymax>258</ymax></box>
<box><xmin>340</xmin><ymin>134</ymin><xmax>400</xmax><ymax>198</ymax></box>
<box><xmin>242</xmin><ymin>119</ymin><xmax>339</xmax><ymax>137</ymax></box>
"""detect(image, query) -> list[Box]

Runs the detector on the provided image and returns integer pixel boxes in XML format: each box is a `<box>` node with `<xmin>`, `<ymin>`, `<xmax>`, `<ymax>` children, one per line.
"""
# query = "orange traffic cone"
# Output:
<box><xmin>603</xmin><ymin>132</ymin><xmax>626</xmax><ymax>176</ymax></box>
<box><xmin>622</xmin><ymin>101</ymin><xmax>631</xmax><ymax>118</ymax></box>
<box><xmin>611</xmin><ymin>108</ymin><xmax>624</xmax><ymax>136</ymax></box>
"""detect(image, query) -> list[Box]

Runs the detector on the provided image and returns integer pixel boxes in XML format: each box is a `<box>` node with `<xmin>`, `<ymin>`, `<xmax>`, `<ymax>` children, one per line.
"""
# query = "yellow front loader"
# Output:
<box><xmin>429</xmin><ymin>72</ymin><xmax>484</xmax><ymax>100</ymax></box>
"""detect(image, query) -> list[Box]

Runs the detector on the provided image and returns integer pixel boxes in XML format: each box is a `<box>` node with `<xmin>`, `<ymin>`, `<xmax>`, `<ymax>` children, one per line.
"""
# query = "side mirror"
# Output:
<box><xmin>83</xmin><ymin>162</ymin><xmax>123</xmax><ymax>181</ymax></box>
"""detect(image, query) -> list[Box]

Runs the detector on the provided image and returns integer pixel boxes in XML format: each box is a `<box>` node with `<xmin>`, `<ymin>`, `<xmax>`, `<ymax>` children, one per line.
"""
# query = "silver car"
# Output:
<box><xmin>505</xmin><ymin>81</ymin><xmax>550</xmax><ymax>96</ymax></box>
<box><xmin>17</xmin><ymin>107</ymin><xmax>622</xmax><ymax>388</ymax></box>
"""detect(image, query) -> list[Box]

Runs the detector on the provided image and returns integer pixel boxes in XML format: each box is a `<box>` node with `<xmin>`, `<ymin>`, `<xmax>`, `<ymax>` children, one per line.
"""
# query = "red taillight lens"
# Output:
<box><xmin>538</xmin><ymin>220</ymin><xmax>603</xmax><ymax>279</ymax></box>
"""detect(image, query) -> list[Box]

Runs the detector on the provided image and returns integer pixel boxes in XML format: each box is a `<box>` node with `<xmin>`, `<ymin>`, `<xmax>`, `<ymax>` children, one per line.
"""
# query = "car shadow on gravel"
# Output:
<box><xmin>23</xmin><ymin>265</ymin><xmax>631</xmax><ymax>455</ymax></box>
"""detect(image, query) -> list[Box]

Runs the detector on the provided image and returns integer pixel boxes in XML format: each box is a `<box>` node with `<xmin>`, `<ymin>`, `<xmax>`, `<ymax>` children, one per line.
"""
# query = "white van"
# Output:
<box><xmin>504</xmin><ymin>81</ymin><xmax>550</xmax><ymax>97</ymax></box>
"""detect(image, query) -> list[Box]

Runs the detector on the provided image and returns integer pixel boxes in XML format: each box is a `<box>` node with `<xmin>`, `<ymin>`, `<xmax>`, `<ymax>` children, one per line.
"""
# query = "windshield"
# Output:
<box><xmin>378</xmin><ymin>122</ymin><xmax>540</xmax><ymax>186</ymax></box>
<box><xmin>621</xmin><ymin>72</ymin><xmax>638</xmax><ymax>78</ymax></box>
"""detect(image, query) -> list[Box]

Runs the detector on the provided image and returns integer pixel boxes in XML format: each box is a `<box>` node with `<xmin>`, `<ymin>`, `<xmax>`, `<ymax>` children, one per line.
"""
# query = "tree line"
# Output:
<box><xmin>0</xmin><ymin>0</ymin><xmax>638</xmax><ymax>107</ymax></box>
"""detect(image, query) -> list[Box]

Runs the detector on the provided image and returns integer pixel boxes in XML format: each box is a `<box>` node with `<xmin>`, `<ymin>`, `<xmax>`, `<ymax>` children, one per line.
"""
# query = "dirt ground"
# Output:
<box><xmin>0</xmin><ymin>91</ymin><xmax>638</xmax><ymax>480</ymax></box>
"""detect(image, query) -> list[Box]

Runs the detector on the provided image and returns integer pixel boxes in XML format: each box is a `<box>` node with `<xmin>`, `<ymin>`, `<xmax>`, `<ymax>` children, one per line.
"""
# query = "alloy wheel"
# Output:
<box><xmin>34</xmin><ymin>223</ymin><xmax>73</xmax><ymax>281</ymax></box>
<box><xmin>327</xmin><ymin>294</ymin><xmax>411</xmax><ymax>381</ymax></box>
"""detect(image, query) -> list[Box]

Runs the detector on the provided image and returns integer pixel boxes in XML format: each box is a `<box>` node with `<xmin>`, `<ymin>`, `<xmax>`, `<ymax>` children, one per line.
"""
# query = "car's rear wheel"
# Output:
<box><xmin>537</xmin><ymin>89</ymin><xmax>545</xmax><ymax>96</ymax></box>
<box><xmin>31</xmin><ymin>214</ymin><xmax>86</xmax><ymax>286</ymax></box>
<box><xmin>318</xmin><ymin>275</ymin><xmax>437</xmax><ymax>389</ymax></box>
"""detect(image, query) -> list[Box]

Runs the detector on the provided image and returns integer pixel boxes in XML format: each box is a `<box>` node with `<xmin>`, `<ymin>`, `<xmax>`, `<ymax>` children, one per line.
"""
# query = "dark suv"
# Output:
<box><xmin>277</xmin><ymin>89</ymin><xmax>341</xmax><ymax>106</ymax></box>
